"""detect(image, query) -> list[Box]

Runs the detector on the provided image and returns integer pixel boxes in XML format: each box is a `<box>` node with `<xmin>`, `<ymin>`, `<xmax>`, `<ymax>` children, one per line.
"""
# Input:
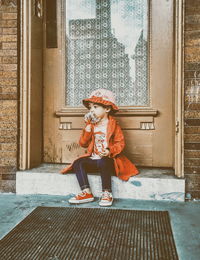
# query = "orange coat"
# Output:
<box><xmin>60</xmin><ymin>116</ymin><xmax>139</xmax><ymax>181</ymax></box>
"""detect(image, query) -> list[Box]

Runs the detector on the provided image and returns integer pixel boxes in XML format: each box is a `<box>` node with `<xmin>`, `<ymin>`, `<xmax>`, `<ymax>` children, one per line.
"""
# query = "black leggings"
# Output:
<box><xmin>72</xmin><ymin>157</ymin><xmax>115</xmax><ymax>192</ymax></box>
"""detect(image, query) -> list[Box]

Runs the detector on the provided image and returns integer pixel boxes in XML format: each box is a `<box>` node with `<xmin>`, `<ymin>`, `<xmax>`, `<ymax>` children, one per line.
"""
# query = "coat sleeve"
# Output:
<box><xmin>79</xmin><ymin>127</ymin><xmax>93</xmax><ymax>148</ymax></box>
<box><xmin>109</xmin><ymin>123</ymin><xmax>125</xmax><ymax>157</ymax></box>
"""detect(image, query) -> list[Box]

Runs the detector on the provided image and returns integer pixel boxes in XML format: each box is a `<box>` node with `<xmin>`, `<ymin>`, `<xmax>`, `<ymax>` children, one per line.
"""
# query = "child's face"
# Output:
<box><xmin>88</xmin><ymin>103</ymin><xmax>110</xmax><ymax>119</ymax></box>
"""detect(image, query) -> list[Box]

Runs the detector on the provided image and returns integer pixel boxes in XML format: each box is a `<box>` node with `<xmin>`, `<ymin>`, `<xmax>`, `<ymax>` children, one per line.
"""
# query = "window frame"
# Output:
<box><xmin>59</xmin><ymin>0</ymin><xmax>153</xmax><ymax>114</ymax></box>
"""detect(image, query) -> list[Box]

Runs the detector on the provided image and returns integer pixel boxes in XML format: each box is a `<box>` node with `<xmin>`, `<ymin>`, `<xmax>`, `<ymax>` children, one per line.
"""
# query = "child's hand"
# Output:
<box><xmin>84</xmin><ymin>111</ymin><xmax>100</xmax><ymax>124</ymax></box>
<box><xmin>84</xmin><ymin>112</ymin><xmax>92</xmax><ymax>124</ymax></box>
<box><xmin>99</xmin><ymin>148</ymin><xmax>110</xmax><ymax>157</ymax></box>
<box><xmin>85</xmin><ymin>124</ymin><xmax>92</xmax><ymax>132</ymax></box>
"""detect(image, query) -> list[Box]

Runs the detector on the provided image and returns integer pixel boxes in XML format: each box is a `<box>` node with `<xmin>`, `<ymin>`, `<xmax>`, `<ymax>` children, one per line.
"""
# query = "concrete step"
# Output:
<box><xmin>16</xmin><ymin>164</ymin><xmax>185</xmax><ymax>202</ymax></box>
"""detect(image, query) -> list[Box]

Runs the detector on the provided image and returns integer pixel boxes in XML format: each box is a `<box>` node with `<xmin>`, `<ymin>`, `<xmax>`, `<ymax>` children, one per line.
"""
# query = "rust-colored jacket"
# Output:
<box><xmin>60</xmin><ymin>116</ymin><xmax>139</xmax><ymax>181</ymax></box>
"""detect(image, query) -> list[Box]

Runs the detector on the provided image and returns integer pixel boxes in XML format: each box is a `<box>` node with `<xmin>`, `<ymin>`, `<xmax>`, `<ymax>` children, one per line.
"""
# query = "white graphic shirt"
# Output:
<box><xmin>90</xmin><ymin>124</ymin><xmax>108</xmax><ymax>160</ymax></box>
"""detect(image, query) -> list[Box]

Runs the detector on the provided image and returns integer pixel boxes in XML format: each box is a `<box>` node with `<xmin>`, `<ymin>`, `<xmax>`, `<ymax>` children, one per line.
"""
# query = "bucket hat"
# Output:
<box><xmin>83</xmin><ymin>89</ymin><xmax>119</xmax><ymax>113</ymax></box>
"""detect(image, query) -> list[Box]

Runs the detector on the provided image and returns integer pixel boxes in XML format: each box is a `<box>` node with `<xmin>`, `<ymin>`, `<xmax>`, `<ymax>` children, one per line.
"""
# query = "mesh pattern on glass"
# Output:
<box><xmin>66</xmin><ymin>0</ymin><xmax>149</xmax><ymax>107</ymax></box>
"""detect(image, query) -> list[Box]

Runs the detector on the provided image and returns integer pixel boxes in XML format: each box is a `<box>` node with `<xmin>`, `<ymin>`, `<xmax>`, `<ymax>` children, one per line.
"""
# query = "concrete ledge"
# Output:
<box><xmin>16</xmin><ymin>167</ymin><xmax>185</xmax><ymax>201</ymax></box>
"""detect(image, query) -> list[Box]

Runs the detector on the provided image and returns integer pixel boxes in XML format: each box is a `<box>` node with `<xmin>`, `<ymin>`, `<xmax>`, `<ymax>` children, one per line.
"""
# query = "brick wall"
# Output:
<box><xmin>0</xmin><ymin>0</ymin><xmax>18</xmax><ymax>192</ymax></box>
<box><xmin>184</xmin><ymin>0</ymin><xmax>200</xmax><ymax>199</ymax></box>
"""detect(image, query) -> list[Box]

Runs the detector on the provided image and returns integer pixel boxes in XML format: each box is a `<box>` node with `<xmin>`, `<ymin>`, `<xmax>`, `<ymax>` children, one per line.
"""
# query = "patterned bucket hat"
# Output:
<box><xmin>83</xmin><ymin>89</ymin><xmax>119</xmax><ymax>113</ymax></box>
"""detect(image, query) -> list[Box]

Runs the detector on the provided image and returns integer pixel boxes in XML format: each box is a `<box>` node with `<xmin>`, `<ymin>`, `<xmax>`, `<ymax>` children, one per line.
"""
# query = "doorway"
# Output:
<box><xmin>43</xmin><ymin>0</ymin><xmax>174</xmax><ymax>167</ymax></box>
<box><xmin>19</xmin><ymin>0</ymin><xmax>184</xmax><ymax>177</ymax></box>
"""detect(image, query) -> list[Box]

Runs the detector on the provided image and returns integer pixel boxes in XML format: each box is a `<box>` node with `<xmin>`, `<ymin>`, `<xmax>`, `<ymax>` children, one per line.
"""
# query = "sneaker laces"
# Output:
<box><xmin>100</xmin><ymin>191</ymin><xmax>112</xmax><ymax>201</ymax></box>
<box><xmin>76</xmin><ymin>191</ymin><xmax>87</xmax><ymax>198</ymax></box>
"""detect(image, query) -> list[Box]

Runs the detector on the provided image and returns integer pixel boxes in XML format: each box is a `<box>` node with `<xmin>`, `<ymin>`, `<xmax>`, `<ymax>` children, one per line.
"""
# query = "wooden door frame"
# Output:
<box><xmin>19</xmin><ymin>0</ymin><xmax>185</xmax><ymax>177</ymax></box>
<box><xmin>19</xmin><ymin>0</ymin><xmax>31</xmax><ymax>170</ymax></box>
<box><xmin>174</xmin><ymin>0</ymin><xmax>185</xmax><ymax>178</ymax></box>
<box><xmin>19</xmin><ymin>0</ymin><xmax>43</xmax><ymax>170</ymax></box>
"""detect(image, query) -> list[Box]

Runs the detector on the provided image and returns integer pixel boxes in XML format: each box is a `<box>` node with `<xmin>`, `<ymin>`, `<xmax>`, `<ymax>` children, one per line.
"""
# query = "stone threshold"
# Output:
<box><xmin>16</xmin><ymin>164</ymin><xmax>185</xmax><ymax>202</ymax></box>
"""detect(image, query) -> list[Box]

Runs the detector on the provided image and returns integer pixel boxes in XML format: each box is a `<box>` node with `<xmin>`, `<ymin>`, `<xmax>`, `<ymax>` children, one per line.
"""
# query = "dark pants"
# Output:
<box><xmin>72</xmin><ymin>157</ymin><xmax>115</xmax><ymax>192</ymax></box>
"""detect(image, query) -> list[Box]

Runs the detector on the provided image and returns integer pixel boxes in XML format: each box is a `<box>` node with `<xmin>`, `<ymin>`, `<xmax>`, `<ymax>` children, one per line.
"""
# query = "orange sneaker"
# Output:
<box><xmin>68</xmin><ymin>191</ymin><xmax>94</xmax><ymax>204</ymax></box>
<box><xmin>99</xmin><ymin>191</ymin><xmax>113</xmax><ymax>207</ymax></box>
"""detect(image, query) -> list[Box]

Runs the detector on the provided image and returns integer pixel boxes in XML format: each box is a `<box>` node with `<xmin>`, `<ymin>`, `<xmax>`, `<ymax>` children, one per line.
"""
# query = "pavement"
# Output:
<box><xmin>0</xmin><ymin>193</ymin><xmax>200</xmax><ymax>260</ymax></box>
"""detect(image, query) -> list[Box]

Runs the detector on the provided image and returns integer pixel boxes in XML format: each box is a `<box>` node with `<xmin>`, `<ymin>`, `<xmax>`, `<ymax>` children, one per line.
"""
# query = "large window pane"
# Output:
<box><xmin>65</xmin><ymin>0</ymin><xmax>149</xmax><ymax>106</ymax></box>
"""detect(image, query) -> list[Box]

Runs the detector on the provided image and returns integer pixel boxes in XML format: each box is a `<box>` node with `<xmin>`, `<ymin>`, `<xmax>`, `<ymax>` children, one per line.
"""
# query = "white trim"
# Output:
<box><xmin>19</xmin><ymin>0</ymin><xmax>31</xmax><ymax>170</ymax></box>
<box><xmin>174</xmin><ymin>0</ymin><xmax>185</xmax><ymax>178</ymax></box>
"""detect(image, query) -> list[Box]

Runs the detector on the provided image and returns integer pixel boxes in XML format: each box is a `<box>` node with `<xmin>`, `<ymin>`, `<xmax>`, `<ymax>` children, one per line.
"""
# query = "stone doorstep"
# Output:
<box><xmin>16</xmin><ymin>167</ymin><xmax>185</xmax><ymax>202</ymax></box>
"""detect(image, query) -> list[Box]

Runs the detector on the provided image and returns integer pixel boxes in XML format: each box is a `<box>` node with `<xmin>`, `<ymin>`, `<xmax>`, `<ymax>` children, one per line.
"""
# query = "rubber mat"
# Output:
<box><xmin>0</xmin><ymin>207</ymin><xmax>178</xmax><ymax>260</ymax></box>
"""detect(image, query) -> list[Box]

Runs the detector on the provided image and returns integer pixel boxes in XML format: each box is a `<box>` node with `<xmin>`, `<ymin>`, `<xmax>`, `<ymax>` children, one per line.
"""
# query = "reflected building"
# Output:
<box><xmin>66</xmin><ymin>0</ymin><xmax>131</xmax><ymax>106</ymax></box>
<box><xmin>132</xmin><ymin>30</ymin><xmax>148</xmax><ymax>106</ymax></box>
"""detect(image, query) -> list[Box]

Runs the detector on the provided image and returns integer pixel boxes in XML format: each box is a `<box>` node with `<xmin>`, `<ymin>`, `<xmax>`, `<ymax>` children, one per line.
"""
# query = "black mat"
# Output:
<box><xmin>0</xmin><ymin>207</ymin><xmax>178</xmax><ymax>260</ymax></box>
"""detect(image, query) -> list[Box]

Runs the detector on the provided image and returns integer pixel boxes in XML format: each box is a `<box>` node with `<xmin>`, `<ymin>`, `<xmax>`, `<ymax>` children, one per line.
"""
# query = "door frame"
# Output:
<box><xmin>19</xmin><ymin>0</ymin><xmax>185</xmax><ymax>178</ymax></box>
<box><xmin>174</xmin><ymin>0</ymin><xmax>185</xmax><ymax>178</ymax></box>
<box><xmin>19</xmin><ymin>0</ymin><xmax>31</xmax><ymax>170</ymax></box>
<box><xmin>19</xmin><ymin>0</ymin><xmax>43</xmax><ymax>170</ymax></box>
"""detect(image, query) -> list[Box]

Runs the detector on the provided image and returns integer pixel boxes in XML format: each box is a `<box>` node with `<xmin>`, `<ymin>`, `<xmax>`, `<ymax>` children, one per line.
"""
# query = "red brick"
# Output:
<box><xmin>0</xmin><ymin>50</ymin><xmax>17</xmax><ymax>57</ymax></box>
<box><xmin>0</xmin><ymin>136</ymin><xmax>17</xmax><ymax>144</ymax></box>
<box><xmin>184</xmin><ymin>158</ymin><xmax>200</xmax><ymax>167</ymax></box>
<box><xmin>0</xmin><ymin>128</ymin><xmax>17</xmax><ymax>137</ymax></box>
<box><xmin>0</xmin><ymin>151</ymin><xmax>17</xmax><ymax>159</ymax></box>
<box><xmin>185</xmin><ymin>166</ymin><xmax>200</xmax><ymax>174</ymax></box>
<box><xmin>185</xmin><ymin>31</ymin><xmax>200</xmax><ymax>47</ymax></box>
<box><xmin>2</xmin><ymin>42</ymin><xmax>17</xmax><ymax>50</ymax></box>
<box><xmin>0</xmin><ymin>108</ymin><xmax>17</xmax><ymax>116</ymax></box>
<box><xmin>186</xmin><ymin>191</ymin><xmax>200</xmax><ymax>199</ymax></box>
<box><xmin>2</xmin><ymin>56</ymin><xmax>17</xmax><ymax>64</ymax></box>
<box><xmin>0</xmin><ymin>165</ymin><xmax>16</xmax><ymax>173</ymax></box>
<box><xmin>185</xmin><ymin>150</ymin><xmax>200</xmax><ymax>158</ymax></box>
<box><xmin>1</xmin><ymin>64</ymin><xmax>17</xmax><ymax>71</ymax></box>
<box><xmin>185</xmin><ymin>143</ymin><xmax>200</xmax><ymax>150</ymax></box>
<box><xmin>0</xmin><ymin>143</ymin><xmax>17</xmax><ymax>151</ymax></box>
<box><xmin>0</xmin><ymin>180</ymin><xmax>16</xmax><ymax>193</ymax></box>
<box><xmin>184</xmin><ymin>103</ymin><xmax>200</xmax><ymax>110</ymax></box>
<box><xmin>0</xmin><ymin>121</ymin><xmax>17</xmax><ymax>129</ymax></box>
<box><xmin>2</xmin><ymin>13</ymin><xmax>17</xmax><ymax>20</ymax></box>
<box><xmin>0</xmin><ymin>157</ymin><xmax>17</xmax><ymax>167</ymax></box>
<box><xmin>184</xmin><ymin>111</ymin><xmax>200</xmax><ymax>119</ymax></box>
<box><xmin>2</xmin><ymin>174</ymin><xmax>16</xmax><ymax>180</ymax></box>
<box><xmin>0</xmin><ymin>78</ymin><xmax>17</xmax><ymax>85</ymax></box>
<box><xmin>185</xmin><ymin>119</ymin><xmax>200</xmax><ymax>126</ymax></box>
<box><xmin>2</xmin><ymin>35</ymin><xmax>17</xmax><ymax>42</ymax></box>
<box><xmin>0</xmin><ymin>0</ymin><xmax>17</xmax><ymax>12</ymax></box>
<box><xmin>186</xmin><ymin>175</ymin><xmax>200</xmax><ymax>190</ymax></box>
<box><xmin>2</xmin><ymin>28</ymin><xmax>17</xmax><ymax>34</ymax></box>
<box><xmin>185</xmin><ymin>47</ymin><xmax>200</xmax><ymax>63</ymax></box>
<box><xmin>0</xmin><ymin>19</ymin><xmax>17</xmax><ymax>28</ymax></box>
<box><xmin>185</xmin><ymin>62</ymin><xmax>200</xmax><ymax>70</ymax></box>
<box><xmin>184</xmin><ymin>134</ymin><xmax>200</xmax><ymax>143</ymax></box>
<box><xmin>185</xmin><ymin>126</ymin><xmax>200</xmax><ymax>134</ymax></box>
<box><xmin>1</xmin><ymin>71</ymin><xmax>17</xmax><ymax>78</ymax></box>
<box><xmin>184</xmin><ymin>70</ymin><xmax>200</xmax><ymax>78</ymax></box>
<box><xmin>0</xmin><ymin>93</ymin><xmax>17</xmax><ymax>100</ymax></box>
<box><xmin>185</xmin><ymin>15</ymin><xmax>200</xmax><ymax>30</ymax></box>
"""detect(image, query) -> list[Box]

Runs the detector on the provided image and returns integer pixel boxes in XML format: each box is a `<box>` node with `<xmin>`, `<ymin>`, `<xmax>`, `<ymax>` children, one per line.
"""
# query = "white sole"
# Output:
<box><xmin>69</xmin><ymin>198</ymin><xmax>94</xmax><ymax>204</ymax></box>
<box><xmin>99</xmin><ymin>201</ymin><xmax>113</xmax><ymax>207</ymax></box>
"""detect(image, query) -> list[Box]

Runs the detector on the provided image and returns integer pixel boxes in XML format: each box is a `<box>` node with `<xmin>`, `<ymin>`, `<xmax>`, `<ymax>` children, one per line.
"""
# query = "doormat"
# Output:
<box><xmin>0</xmin><ymin>207</ymin><xmax>178</xmax><ymax>260</ymax></box>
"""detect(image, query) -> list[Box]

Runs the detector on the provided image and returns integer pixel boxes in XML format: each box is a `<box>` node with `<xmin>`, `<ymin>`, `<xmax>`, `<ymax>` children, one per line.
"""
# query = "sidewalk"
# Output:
<box><xmin>0</xmin><ymin>194</ymin><xmax>200</xmax><ymax>260</ymax></box>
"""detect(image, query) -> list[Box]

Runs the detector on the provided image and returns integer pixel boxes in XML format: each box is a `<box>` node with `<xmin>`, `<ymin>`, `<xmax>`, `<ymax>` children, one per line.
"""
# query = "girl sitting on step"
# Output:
<box><xmin>60</xmin><ymin>89</ymin><xmax>139</xmax><ymax>206</ymax></box>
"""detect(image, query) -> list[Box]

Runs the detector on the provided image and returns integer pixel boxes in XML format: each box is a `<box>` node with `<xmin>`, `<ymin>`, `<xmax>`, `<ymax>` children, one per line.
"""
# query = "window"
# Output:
<box><xmin>65</xmin><ymin>0</ymin><xmax>149</xmax><ymax>106</ymax></box>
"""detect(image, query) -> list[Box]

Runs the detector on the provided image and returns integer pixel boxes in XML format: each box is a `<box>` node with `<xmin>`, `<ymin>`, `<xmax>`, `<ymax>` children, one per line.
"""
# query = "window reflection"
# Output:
<box><xmin>65</xmin><ymin>0</ymin><xmax>149</xmax><ymax>106</ymax></box>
